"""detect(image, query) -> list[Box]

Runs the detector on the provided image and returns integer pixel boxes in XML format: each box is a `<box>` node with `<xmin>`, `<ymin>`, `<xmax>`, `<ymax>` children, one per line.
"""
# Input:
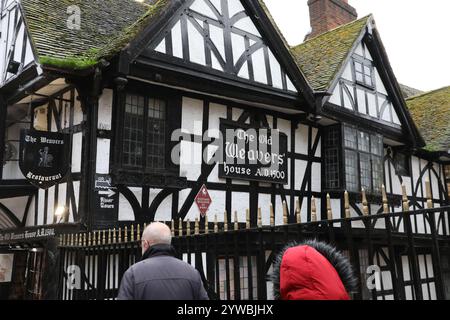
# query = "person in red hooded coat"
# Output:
<box><xmin>271</xmin><ymin>240</ymin><xmax>358</xmax><ymax>300</ymax></box>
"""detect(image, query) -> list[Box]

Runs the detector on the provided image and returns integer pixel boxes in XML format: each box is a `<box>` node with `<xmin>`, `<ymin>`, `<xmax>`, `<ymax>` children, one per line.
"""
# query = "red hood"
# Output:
<box><xmin>280</xmin><ymin>245</ymin><xmax>350</xmax><ymax>300</ymax></box>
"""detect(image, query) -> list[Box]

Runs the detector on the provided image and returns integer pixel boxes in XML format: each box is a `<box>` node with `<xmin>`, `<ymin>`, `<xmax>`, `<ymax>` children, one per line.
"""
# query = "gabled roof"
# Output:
<box><xmin>290</xmin><ymin>15</ymin><xmax>371</xmax><ymax>92</ymax></box>
<box><xmin>21</xmin><ymin>0</ymin><xmax>170</xmax><ymax>70</ymax></box>
<box><xmin>400</xmin><ymin>84</ymin><xmax>424</xmax><ymax>99</ymax></box>
<box><xmin>406</xmin><ymin>86</ymin><xmax>450</xmax><ymax>152</ymax></box>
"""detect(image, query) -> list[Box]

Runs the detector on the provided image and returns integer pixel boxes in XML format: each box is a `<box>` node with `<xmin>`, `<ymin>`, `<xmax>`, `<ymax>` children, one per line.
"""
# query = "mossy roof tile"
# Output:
<box><xmin>21</xmin><ymin>0</ymin><xmax>170</xmax><ymax>70</ymax></box>
<box><xmin>399</xmin><ymin>84</ymin><xmax>424</xmax><ymax>99</ymax></box>
<box><xmin>290</xmin><ymin>16</ymin><xmax>370</xmax><ymax>91</ymax></box>
<box><xmin>406</xmin><ymin>86</ymin><xmax>450</xmax><ymax>152</ymax></box>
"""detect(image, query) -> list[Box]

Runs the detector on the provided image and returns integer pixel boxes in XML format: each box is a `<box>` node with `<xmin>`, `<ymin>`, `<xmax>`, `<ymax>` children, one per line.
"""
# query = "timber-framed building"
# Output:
<box><xmin>0</xmin><ymin>0</ymin><xmax>449</xmax><ymax>300</ymax></box>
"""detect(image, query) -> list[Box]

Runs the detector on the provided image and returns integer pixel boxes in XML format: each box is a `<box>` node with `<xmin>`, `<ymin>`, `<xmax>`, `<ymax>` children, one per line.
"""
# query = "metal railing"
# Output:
<box><xmin>57</xmin><ymin>187</ymin><xmax>450</xmax><ymax>300</ymax></box>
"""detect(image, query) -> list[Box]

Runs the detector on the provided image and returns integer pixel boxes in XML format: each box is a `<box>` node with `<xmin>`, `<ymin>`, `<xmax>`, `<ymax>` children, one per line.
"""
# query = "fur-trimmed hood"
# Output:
<box><xmin>270</xmin><ymin>239</ymin><xmax>358</xmax><ymax>300</ymax></box>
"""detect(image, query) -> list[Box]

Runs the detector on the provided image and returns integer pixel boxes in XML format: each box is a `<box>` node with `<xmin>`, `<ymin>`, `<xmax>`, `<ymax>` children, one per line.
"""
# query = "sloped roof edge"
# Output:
<box><xmin>290</xmin><ymin>15</ymin><xmax>371</xmax><ymax>92</ymax></box>
<box><xmin>406</xmin><ymin>86</ymin><xmax>450</xmax><ymax>152</ymax></box>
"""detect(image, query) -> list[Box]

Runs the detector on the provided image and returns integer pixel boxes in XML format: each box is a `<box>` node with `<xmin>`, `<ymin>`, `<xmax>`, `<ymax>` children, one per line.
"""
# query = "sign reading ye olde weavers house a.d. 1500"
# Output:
<box><xmin>219</xmin><ymin>120</ymin><xmax>288</xmax><ymax>184</ymax></box>
<box><xmin>19</xmin><ymin>129</ymin><xmax>70</xmax><ymax>189</ymax></box>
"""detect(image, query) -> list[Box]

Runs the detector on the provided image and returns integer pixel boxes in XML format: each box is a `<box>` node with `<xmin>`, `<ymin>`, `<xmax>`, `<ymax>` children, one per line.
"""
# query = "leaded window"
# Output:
<box><xmin>122</xmin><ymin>93</ymin><xmax>166</xmax><ymax>172</ymax></box>
<box><xmin>354</xmin><ymin>59</ymin><xmax>374</xmax><ymax>88</ymax></box>
<box><xmin>343</xmin><ymin>125</ymin><xmax>384</xmax><ymax>193</ymax></box>
<box><xmin>324</xmin><ymin>126</ymin><xmax>341</xmax><ymax>189</ymax></box>
<box><xmin>345</xmin><ymin>150</ymin><xmax>358</xmax><ymax>192</ymax></box>
<box><xmin>323</xmin><ymin>124</ymin><xmax>384</xmax><ymax>193</ymax></box>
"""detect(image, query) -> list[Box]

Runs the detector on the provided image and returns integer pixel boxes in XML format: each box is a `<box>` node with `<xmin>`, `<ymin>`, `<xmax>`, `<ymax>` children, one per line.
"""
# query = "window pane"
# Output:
<box><xmin>325</xmin><ymin>127</ymin><xmax>340</xmax><ymax>147</ymax></box>
<box><xmin>344</xmin><ymin>126</ymin><xmax>357</xmax><ymax>149</ymax></box>
<box><xmin>123</xmin><ymin>94</ymin><xmax>145</xmax><ymax>168</ymax></box>
<box><xmin>345</xmin><ymin>150</ymin><xmax>358</xmax><ymax>192</ymax></box>
<box><xmin>146</xmin><ymin>98</ymin><xmax>166</xmax><ymax>171</ymax></box>
<box><xmin>372</xmin><ymin>155</ymin><xmax>383</xmax><ymax>193</ymax></box>
<box><xmin>355</xmin><ymin>61</ymin><xmax>363</xmax><ymax>72</ymax></box>
<box><xmin>358</xmin><ymin>131</ymin><xmax>370</xmax><ymax>152</ymax></box>
<box><xmin>364</xmin><ymin>65</ymin><xmax>371</xmax><ymax>76</ymax></box>
<box><xmin>365</xmin><ymin>75</ymin><xmax>373</xmax><ymax>87</ymax></box>
<box><xmin>360</xmin><ymin>153</ymin><xmax>372</xmax><ymax>191</ymax></box>
<box><xmin>325</xmin><ymin>148</ymin><xmax>340</xmax><ymax>189</ymax></box>
<box><xmin>371</xmin><ymin>135</ymin><xmax>383</xmax><ymax>156</ymax></box>
<box><xmin>356</xmin><ymin>72</ymin><xmax>364</xmax><ymax>83</ymax></box>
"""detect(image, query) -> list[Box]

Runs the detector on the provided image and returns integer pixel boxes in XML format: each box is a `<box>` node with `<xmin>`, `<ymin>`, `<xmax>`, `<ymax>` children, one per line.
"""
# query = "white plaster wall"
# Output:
<box><xmin>46</xmin><ymin>186</ymin><xmax>55</xmax><ymax>224</ymax></box>
<box><xmin>171</xmin><ymin>21</ymin><xmax>183</xmax><ymax>59</ymax></box>
<box><xmin>268</xmin><ymin>49</ymin><xmax>283</xmax><ymax>89</ymax></box>
<box><xmin>72</xmin><ymin>132</ymin><xmax>82</xmax><ymax>173</ymax></box>
<box><xmin>294</xmin><ymin>160</ymin><xmax>307</xmax><ymax>190</ymax></box>
<box><xmin>311</xmin><ymin>163</ymin><xmax>321</xmax><ymax>192</ymax></box>
<box><xmin>154</xmin><ymin>194</ymin><xmax>173</xmax><ymax>222</ymax></box>
<box><xmin>118</xmin><ymin>193</ymin><xmax>135</xmax><ymax>221</ymax></box>
<box><xmin>328</xmin><ymin>84</ymin><xmax>341</xmax><ymax>106</ymax></box>
<box><xmin>252</xmin><ymin>48</ymin><xmax>267</xmax><ymax>85</ymax></box>
<box><xmin>182</xmin><ymin>97</ymin><xmax>203</xmax><ymax>135</ymax></box>
<box><xmin>98</xmin><ymin>89</ymin><xmax>113</xmax><ymax>130</ymax></box>
<box><xmin>295</xmin><ymin>124</ymin><xmax>309</xmax><ymax>155</ymax></box>
<box><xmin>188</xmin><ymin>19</ymin><xmax>206</xmax><ymax>66</ymax></box>
<box><xmin>96</xmin><ymin>138</ymin><xmax>110</xmax><ymax>174</ymax></box>
<box><xmin>232</xmin><ymin>192</ymin><xmax>249</xmax><ymax>223</ymax></box>
<box><xmin>24</xmin><ymin>196</ymin><xmax>36</xmax><ymax>227</ymax></box>
<box><xmin>179</xmin><ymin>140</ymin><xmax>202</xmax><ymax>180</ymax></box>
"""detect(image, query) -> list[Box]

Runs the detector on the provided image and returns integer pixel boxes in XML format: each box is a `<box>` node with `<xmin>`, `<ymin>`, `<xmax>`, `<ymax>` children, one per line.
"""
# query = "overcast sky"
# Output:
<box><xmin>264</xmin><ymin>0</ymin><xmax>450</xmax><ymax>92</ymax></box>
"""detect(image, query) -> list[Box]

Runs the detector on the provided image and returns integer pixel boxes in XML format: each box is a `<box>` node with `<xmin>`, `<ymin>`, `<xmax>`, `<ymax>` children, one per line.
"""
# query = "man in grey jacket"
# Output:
<box><xmin>117</xmin><ymin>222</ymin><xmax>209</xmax><ymax>300</ymax></box>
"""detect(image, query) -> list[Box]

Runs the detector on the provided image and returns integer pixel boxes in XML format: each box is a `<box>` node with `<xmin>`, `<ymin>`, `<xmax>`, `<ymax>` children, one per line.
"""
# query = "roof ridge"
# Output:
<box><xmin>291</xmin><ymin>14</ymin><xmax>372</xmax><ymax>49</ymax></box>
<box><xmin>406</xmin><ymin>85</ymin><xmax>450</xmax><ymax>101</ymax></box>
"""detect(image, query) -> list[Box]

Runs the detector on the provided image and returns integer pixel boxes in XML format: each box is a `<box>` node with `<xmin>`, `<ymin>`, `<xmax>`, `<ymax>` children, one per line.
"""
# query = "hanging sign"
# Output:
<box><xmin>195</xmin><ymin>184</ymin><xmax>212</xmax><ymax>217</ymax></box>
<box><xmin>218</xmin><ymin>119</ymin><xmax>288</xmax><ymax>184</ymax></box>
<box><xmin>19</xmin><ymin>129</ymin><xmax>70</xmax><ymax>189</ymax></box>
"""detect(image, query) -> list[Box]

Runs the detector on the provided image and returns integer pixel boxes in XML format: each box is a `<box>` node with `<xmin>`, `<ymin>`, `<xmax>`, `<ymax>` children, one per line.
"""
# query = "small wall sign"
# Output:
<box><xmin>195</xmin><ymin>184</ymin><xmax>212</xmax><ymax>217</ymax></box>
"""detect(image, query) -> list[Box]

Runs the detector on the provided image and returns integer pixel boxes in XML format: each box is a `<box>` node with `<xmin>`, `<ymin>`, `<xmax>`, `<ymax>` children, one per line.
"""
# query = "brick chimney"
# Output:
<box><xmin>306</xmin><ymin>0</ymin><xmax>358</xmax><ymax>40</ymax></box>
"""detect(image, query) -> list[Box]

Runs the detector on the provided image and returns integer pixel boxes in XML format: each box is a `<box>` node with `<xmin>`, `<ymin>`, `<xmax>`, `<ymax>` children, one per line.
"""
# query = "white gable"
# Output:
<box><xmin>327</xmin><ymin>42</ymin><xmax>401</xmax><ymax>126</ymax></box>
<box><xmin>0</xmin><ymin>1</ymin><xmax>37</xmax><ymax>86</ymax></box>
<box><xmin>148</xmin><ymin>0</ymin><xmax>297</xmax><ymax>93</ymax></box>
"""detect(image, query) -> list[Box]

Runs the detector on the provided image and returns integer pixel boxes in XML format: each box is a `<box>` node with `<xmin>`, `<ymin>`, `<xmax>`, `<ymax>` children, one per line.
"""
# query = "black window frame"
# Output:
<box><xmin>111</xmin><ymin>82</ymin><xmax>184</xmax><ymax>187</ymax></box>
<box><xmin>323</xmin><ymin>124</ymin><xmax>384</xmax><ymax>195</ymax></box>
<box><xmin>352</xmin><ymin>55</ymin><xmax>375</xmax><ymax>90</ymax></box>
<box><xmin>121</xmin><ymin>93</ymin><xmax>167</xmax><ymax>173</ymax></box>
<box><xmin>323</xmin><ymin>125</ymin><xmax>342</xmax><ymax>190</ymax></box>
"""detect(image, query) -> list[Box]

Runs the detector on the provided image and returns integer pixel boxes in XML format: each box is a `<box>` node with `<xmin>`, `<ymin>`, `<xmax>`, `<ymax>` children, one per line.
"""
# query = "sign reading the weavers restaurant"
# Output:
<box><xmin>219</xmin><ymin>119</ymin><xmax>288</xmax><ymax>184</ymax></box>
<box><xmin>195</xmin><ymin>185</ymin><xmax>212</xmax><ymax>217</ymax></box>
<box><xmin>19</xmin><ymin>129</ymin><xmax>70</xmax><ymax>189</ymax></box>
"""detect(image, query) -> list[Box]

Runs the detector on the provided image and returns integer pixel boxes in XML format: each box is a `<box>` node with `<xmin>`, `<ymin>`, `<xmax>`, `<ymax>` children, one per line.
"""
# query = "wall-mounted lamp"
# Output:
<box><xmin>54</xmin><ymin>206</ymin><xmax>68</xmax><ymax>224</ymax></box>
<box><xmin>7</xmin><ymin>60</ymin><xmax>21</xmax><ymax>74</ymax></box>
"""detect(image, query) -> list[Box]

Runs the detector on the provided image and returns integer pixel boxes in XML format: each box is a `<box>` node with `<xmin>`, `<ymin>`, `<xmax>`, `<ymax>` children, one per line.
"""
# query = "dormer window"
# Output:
<box><xmin>354</xmin><ymin>59</ymin><xmax>374</xmax><ymax>88</ymax></box>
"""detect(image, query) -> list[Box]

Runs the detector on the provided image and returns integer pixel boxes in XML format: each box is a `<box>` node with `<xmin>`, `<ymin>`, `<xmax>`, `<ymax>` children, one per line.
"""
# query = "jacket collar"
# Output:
<box><xmin>142</xmin><ymin>243</ymin><xmax>176</xmax><ymax>261</ymax></box>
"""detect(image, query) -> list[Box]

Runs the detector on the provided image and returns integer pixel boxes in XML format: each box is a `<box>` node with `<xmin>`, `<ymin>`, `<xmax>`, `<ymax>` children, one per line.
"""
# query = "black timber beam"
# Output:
<box><xmin>130</xmin><ymin>59</ymin><xmax>307</xmax><ymax>112</ymax></box>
